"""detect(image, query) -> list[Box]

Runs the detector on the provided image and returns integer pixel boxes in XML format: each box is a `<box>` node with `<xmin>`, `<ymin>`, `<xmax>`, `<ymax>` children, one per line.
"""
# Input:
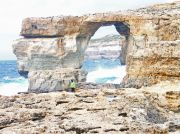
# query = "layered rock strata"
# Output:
<box><xmin>121</xmin><ymin>40</ymin><xmax>180</xmax><ymax>88</ymax></box>
<box><xmin>13</xmin><ymin>1</ymin><xmax>180</xmax><ymax>92</ymax></box>
<box><xmin>85</xmin><ymin>35</ymin><xmax>122</xmax><ymax>60</ymax></box>
<box><xmin>28</xmin><ymin>69</ymin><xmax>87</xmax><ymax>93</ymax></box>
<box><xmin>0</xmin><ymin>81</ymin><xmax>179</xmax><ymax>133</ymax></box>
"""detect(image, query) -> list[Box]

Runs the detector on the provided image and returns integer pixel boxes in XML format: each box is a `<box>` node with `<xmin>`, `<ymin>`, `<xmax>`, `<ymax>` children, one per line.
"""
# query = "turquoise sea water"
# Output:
<box><xmin>0</xmin><ymin>60</ymin><xmax>23</xmax><ymax>83</ymax></box>
<box><xmin>0</xmin><ymin>60</ymin><xmax>28</xmax><ymax>96</ymax></box>
<box><xmin>0</xmin><ymin>59</ymin><xmax>126</xmax><ymax>95</ymax></box>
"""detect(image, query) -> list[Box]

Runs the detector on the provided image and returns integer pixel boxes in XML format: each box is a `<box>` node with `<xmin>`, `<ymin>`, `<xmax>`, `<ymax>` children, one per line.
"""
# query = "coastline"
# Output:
<box><xmin>0</xmin><ymin>1</ymin><xmax>179</xmax><ymax>133</ymax></box>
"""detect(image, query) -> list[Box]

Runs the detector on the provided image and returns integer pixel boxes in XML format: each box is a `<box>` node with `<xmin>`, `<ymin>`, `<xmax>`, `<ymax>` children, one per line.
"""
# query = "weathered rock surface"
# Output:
<box><xmin>20</xmin><ymin>1</ymin><xmax>180</xmax><ymax>40</ymax></box>
<box><xmin>13</xmin><ymin>1</ymin><xmax>180</xmax><ymax>92</ymax></box>
<box><xmin>121</xmin><ymin>40</ymin><xmax>180</xmax><ymax>88</ymax></box>
<box><xmin>0</xmin><ymin>81</ymin><xmax>179</xmax><ymax>134</ymax></box>
<box><xmin>28</xmin><ymin>69</ymin><xmax>87</xmax><ymax>93</ymax></box>
<box><xmin>13</xmin><ymin>37</ymin><xmax>88</xmax><ymax>72</ymax></box>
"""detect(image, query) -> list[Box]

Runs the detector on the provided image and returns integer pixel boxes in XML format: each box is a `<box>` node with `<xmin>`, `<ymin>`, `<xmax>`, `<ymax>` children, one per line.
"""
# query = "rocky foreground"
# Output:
<box><xmin>0</xmin><ymin>81</ymin><xmax>179</xmax><ymax>134</ymax></box>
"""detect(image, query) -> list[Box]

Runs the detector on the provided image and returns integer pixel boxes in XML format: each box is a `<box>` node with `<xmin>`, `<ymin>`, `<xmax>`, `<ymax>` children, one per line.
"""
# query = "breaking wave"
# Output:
<box><xmin>82</xmin><ymin>59</ymin><xmax>126</xmax><ymax>84</ymax></box>
<box><xmin>0</xmin><ymin>59</ymin><xmax>126</xmax><ymax>96</ymax></box>
<box><xmin>0</xmin><ymin>61</ymin><xmax>28</xmax><ymax>96</ymax></box>
<box><xmin>86</xmin><ymin>66</ymin><xmax>126</xmax><ymax>84</ymax></box>
<box><xmin>0</xmin><ymin>77</ymin><xmax>28</xmax><ymax>96</ymax></box>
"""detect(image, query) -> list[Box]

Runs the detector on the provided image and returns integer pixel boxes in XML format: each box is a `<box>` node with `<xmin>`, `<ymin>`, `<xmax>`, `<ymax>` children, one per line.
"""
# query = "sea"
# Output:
<box><xmin>0</xmin><ymin>59</ymin><xmax>126</xmax><ymax>96</ymax></box>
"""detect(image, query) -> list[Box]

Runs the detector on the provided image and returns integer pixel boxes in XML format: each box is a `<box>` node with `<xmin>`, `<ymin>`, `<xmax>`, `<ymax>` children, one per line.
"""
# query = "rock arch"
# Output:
<box><xmin>13</xmin><ymin>1</ymin><xmax>180</xmax><ymax>92</ymax></box>
<box><xmin>76</xmin><ymin>21</ymin><xmax>130</xmax><ymax>65</ymax></box>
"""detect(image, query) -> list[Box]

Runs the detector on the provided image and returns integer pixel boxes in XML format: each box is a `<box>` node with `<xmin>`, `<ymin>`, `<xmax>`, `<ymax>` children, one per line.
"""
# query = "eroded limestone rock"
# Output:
<box><xmin>28</xmin><ymin>69</ymin><xmax>87</xmax><ymax>93</ymax></box>
<box><xmin>12</xmin><ymin>1</ymin><xmax>180</xmax><ymax>92</ymax></box>
<box><xmin>0</xmin><ymin>81</ymin><xmax>179</xmax><ymax>133</ymax></box>
<box><xmin>121</xmin><ymin>40</ymin><xmax>180</xmax><ymax>88</ymax></box>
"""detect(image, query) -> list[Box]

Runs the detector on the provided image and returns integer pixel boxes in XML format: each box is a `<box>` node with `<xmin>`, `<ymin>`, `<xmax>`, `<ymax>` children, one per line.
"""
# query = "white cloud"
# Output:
<box><xmin>0</xmin><ymin>0</ymin><xmax>176</xmax><ymax>60</ymax></box>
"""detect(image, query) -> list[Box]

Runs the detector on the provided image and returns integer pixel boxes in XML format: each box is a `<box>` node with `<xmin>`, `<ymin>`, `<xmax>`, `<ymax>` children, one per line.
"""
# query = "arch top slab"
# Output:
<box><xmin>20</xmin><ymin>13</ymin><xmax>145</xmax><ymax>38</ymax></box>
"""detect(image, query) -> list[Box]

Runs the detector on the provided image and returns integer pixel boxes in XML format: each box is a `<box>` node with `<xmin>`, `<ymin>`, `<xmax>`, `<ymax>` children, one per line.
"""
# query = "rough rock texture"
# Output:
<box><xmin>0</xmin><ymin>81</ymin><xmax>179</xmax><ymax>134</ymax></box>
<box><xmin>13</xmin><ymin>1</ymin><xmax>180</xmax><ymax>92</ymax></box>
<box><xmin>13</xmin><ymin>37</ymin><xmax>88</xmax><ymax>72</ymax></box>
<box><xmin>121</xmin><ymin>40</ymin><xmax>180</xmax><ymax>88</ymax></box>
<box><xmin>28</xmin><ymin>69</ymin><xmax>87</xmax><ymax>92</ymax></box>
<box><xmin>85</xmin><ymin>35</ymin><xmax>122</xmax><ymax>60</ymax></box>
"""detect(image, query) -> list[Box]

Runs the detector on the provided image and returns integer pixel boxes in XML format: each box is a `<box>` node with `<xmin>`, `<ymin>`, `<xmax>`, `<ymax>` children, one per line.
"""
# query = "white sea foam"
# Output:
<box><xmin>0</xmin><ymin>78</ymin><xmax>28</xmax><ymax>96</ymax></box>
<box><xmin>2</xmin><ymin>76</ymin><xmax>25</xmax><ymax>82</ymax></box>
<box><xmin>0</xmin><ymin>66</ymin><xmax>126</xmax><ymax>96</ymax></box>
<box><xmin>86</xmin><ymin>65</ymin><xmax>126</xmax><ymax>84</ymax></box>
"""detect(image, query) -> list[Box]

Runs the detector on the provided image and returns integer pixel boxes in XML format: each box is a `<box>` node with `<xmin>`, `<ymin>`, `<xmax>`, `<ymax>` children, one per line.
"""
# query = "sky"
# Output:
<box><xmin>0</xmin><ymin>0</ymin><xmax>175</xmax><ymax>60</ymax></box>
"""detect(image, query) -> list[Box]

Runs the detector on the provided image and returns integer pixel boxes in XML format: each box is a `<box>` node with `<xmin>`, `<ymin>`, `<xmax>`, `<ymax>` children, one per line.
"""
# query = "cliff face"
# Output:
<box><xmin>121</xmin><ymin>40</ymin><xmax>180</xmax><ymax>88</ymax></box>
<box><xmin>13</xmin><ymin>1</ymin><xmax>180</xmax><ymax>92</ymax></box>
<box><xmin>85</xmin><ymin>35</ymin><xmax>122</xmax><ymax>60</ymax></box>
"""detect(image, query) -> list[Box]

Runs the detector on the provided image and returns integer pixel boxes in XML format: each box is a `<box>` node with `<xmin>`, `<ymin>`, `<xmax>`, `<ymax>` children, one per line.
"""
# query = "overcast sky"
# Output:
<box><xmin>0</xmin><ymin>0</ymin><xmax>175</xmax><ymax>60</ymax></box>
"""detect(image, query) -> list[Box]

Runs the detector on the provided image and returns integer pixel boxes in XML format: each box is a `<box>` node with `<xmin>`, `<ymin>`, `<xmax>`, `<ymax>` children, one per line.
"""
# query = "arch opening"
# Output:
<box><xmin>81</xmin><ymin>22</ymin><xmax>130</xmax><ymax>84</ymax></box>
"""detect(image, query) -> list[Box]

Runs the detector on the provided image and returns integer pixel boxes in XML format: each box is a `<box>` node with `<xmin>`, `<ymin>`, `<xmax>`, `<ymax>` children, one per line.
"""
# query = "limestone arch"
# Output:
<box><xmin>76</xmin><ymin>21</ymin><xmax>131</xmax><ymax>66</ymax></box>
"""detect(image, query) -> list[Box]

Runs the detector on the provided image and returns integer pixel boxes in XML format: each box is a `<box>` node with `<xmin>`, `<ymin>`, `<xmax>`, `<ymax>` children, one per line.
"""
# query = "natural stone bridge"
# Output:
<box><xmin>13</xmin><ymin>1</ymin><xmax>180</xmax><ymax>92</ymax></box>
